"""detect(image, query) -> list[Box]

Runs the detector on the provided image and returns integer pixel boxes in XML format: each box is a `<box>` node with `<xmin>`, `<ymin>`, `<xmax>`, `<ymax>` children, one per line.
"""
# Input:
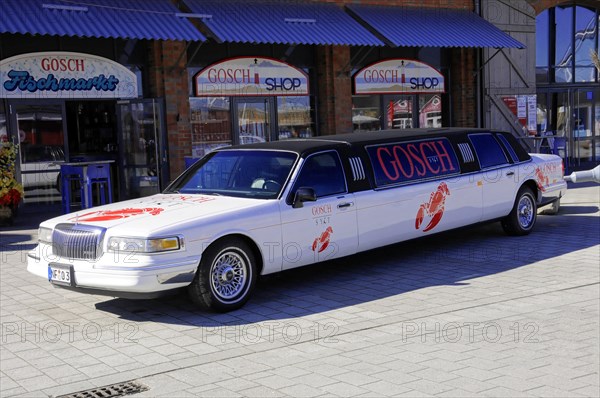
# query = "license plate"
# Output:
<box><xmin>48</xmin><ymin>264</ymin><xmax>73</xmax><ymax>286</ymax></box>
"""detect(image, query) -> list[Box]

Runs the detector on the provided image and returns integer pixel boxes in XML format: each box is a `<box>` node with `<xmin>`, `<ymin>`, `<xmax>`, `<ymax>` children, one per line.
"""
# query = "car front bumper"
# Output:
<box><xmin>27</xmin><ymin>245</ymin><xmax>200</xmax><ymax>298</ymax></box>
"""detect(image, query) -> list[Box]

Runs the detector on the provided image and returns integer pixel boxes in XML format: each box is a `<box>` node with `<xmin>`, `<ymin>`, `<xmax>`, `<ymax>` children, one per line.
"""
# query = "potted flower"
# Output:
<box><xmin>0</xmin><ymin>140</ymin><xmax>24</xmax><ymax>224</ymax></box>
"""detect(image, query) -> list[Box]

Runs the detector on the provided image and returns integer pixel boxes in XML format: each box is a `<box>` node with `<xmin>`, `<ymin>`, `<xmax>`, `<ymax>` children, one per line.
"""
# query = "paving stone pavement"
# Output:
<box><xmin>1</xmin><ymin>183</ymin><xmax>599</xmax><ymax>398</ymax></box>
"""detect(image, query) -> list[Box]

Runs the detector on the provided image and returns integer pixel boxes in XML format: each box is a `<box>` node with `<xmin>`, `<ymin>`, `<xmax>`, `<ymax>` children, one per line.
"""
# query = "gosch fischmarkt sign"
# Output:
<box><xmin>194</xmin><ymin>56</ymin><xmax>309</xmax><ymax>97</ymax></box>
<box><xmin>354</xmin><ymin>59</ymin><xmax>445</xmax><ymax>95</ymax></box>
<box><xmin>0</xmin><ymin>52</ymin><xmax>137</xmax><ymax>99</ymax></box>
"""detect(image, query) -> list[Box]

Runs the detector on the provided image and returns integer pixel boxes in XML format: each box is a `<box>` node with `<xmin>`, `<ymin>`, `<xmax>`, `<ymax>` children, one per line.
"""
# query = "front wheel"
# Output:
<box><xmin>188</xmin><ymin>238</ymin><xmax>257</xmax><ymax>312</ymax></box>
<box><xmin>501</xmin><ymin>187</ymin><xmax>537</xmax><ymax>236</ymax></box>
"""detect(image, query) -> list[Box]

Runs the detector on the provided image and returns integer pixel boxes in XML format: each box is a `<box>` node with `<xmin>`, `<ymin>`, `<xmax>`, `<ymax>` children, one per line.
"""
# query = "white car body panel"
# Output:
<box><xmin>26</xmin><ymin>129</ymin><xmax>568</xmax><ymax>301</ymax></box>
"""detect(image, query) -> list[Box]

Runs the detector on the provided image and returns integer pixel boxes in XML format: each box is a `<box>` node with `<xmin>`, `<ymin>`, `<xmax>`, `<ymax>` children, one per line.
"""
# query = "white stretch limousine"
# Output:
<box><xmin>28</xmin><ymin>129</ymin><xmax>567</xmax><ymax>312</ymax></box>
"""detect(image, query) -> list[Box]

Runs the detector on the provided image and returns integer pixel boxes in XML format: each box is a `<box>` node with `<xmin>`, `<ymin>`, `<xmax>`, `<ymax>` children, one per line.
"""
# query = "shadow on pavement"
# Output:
<box><xmin>94</xmin><ymin>210</ymin><xmax>600</xmax><ymax>326</ymax></box>
<box><xmin>559</xmin><ymin>205</ymin><xmax>600</xmax><ymax>215</ymax></box>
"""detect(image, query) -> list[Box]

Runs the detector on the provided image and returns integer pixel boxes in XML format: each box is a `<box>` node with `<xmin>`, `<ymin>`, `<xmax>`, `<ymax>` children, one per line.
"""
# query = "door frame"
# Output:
<box><xmin>115</xmin><ymin>98</ymin><xmax>168</xmax><ymax>199</ymax></box>
<box><xmin>6</xmin><ymin>99</ymin><xmax>69</xmax><ymax>201</ymax></box>
<box><xmin>538</xmin><ymin>86</ymin><xmax>599</xmax><ymax>167</ymax></box>
<box><xmin>231</xmin><ymin>97</ymin><xmax>277</xmax><ymax>144</ymax></box>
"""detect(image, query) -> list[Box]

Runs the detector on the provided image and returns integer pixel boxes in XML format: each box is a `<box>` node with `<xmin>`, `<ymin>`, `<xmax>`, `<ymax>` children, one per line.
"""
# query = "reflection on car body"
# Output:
<box><xmin>21</xmin><ymin>144</ymin><xmax>64</xmax><ymax>203</ymax></box>
<box><xmin>27</xmin><ymin>129</ymin><xmax>567</xmax><ymax>312</ymax></box>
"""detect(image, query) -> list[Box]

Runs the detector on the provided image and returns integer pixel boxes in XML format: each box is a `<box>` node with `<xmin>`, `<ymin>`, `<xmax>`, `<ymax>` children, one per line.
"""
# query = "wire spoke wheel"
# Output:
<box><xmin>210</xmin><ymin>251</ymin><xmax>247</xmax><ymax>301</ymax></box>
<box><xmin>188</xmin><ymin>238</ymin><xmax>257</xmax><ymax>312</ymax></box>
<box><xmin>502</xmin><ymin>186</ymin><xmax>537</xmax><ymax>236</ymax></box>
<box><xmin>517</xmin><ymin>194</ymin><xmax>535</xmax><ymax>229</ymax></box>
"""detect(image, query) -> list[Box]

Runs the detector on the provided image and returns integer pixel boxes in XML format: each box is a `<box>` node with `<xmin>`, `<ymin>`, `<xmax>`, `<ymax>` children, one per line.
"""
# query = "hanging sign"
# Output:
<box><xmin>354</xmin><ymin>59</ymin><xmax>445</xmax><ymax>95</ymax></box>
<box><xmin>194</xmin><ymin>56</ymin><xmax>309</xmax><ymax>97</ymax></box>
<box><xmin>0</xmin><ymin>52</ymin><xmax>137</xmax><ymax>99</ymax></box>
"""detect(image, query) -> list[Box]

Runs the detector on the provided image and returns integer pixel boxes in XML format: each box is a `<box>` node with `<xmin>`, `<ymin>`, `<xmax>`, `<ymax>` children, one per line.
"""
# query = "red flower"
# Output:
<box><xmin>0</xmin><ymin>188</ymin><xmax>22</xmax><ymax>207</ymax></box>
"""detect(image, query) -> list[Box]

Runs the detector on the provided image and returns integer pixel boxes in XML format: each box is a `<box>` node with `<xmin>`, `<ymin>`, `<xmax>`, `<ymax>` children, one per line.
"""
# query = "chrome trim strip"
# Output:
<box><xmin>92</xmin><ymin>256</ymin><xmax>200</xmax><ymax>272</ymax></box>
<box><xmin>27</xmin><ymin>252</ymin><xmax>40</xmax><ymax>261</ymax></box>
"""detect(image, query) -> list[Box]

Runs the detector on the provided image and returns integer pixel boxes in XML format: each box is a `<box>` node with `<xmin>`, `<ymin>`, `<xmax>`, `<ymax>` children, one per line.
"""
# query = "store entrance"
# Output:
<box><xmin>6</xmin><ymin>98</ymin><xmax>167</xmax><ymax>207</ymax></box>
<box><xmin>116</xmin><ymin>99</ymin><xmax>167</xmax><ymax>199</ymax></box>
<box><xmin>9</xmin><ymin>102</ymin><xmax>66</xmax><ymax>204</ymax></box>
<box><xmin>537</xmin><ymin>87</ymin><xmax>600</xmax><ymax>168</ymax></box>
<box><xmin>232</xmin><ymin>97</ymin><xmax>276</xmax><ymax>144</ymax></box>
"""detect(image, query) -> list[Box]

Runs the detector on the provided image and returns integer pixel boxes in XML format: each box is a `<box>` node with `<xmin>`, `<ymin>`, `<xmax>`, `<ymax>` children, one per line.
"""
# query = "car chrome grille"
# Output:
<box><xmin>52</xmin><ymin>223</ymin><xmax>106</xmax><ymax>260</ymax></box>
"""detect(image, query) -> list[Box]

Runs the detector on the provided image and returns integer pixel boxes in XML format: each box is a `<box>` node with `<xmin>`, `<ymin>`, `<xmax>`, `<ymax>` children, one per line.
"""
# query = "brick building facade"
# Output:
<box><xmin>4</xmin><ymin>0</ymin><xmax>576</xmax><ymax>205</ymax></box>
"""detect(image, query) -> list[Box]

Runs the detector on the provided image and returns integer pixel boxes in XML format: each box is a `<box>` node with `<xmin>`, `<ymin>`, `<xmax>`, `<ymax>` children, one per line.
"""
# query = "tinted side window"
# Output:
<box><xmin>496</xmin><ymin>134</ymin><xmax>519</xmax><ymax>162</ymax></box>
<box><xmin>469</xmin><ymin>134</ymin><xmax>509</xmax><ymax>168</ymax></box>
<box><xmin>295</xmin><ymin>151</ymin><xmax>346</xmax><ymax>198</ymax></box>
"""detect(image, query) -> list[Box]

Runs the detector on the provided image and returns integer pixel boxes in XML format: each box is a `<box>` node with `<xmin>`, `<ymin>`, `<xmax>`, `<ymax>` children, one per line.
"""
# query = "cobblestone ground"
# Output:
<box><xmin>1</xmin><ymin>183</ymin><xmax>599</xmax><ymax>397</ymax></box>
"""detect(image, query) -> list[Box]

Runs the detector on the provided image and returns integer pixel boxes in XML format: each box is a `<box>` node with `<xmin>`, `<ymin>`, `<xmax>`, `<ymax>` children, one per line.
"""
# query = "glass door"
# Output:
<box><xmin>384</xmin><ymin>95</ymin><xmax>416</xmax><ymax>129</ymax></box>
<box><xmin>8</xmin><ymin>102</ymin><xmax>66</xmax><ymax>204</ymax></box>
<box><xmin>116</xmin><ymin>99</ymin><xmax>167</xmax><ymax>200</ymax></box>
<box><xmin>232</xmin><ymin>97</ymin><xmax>276</xmax><ymax>144</ymax></box>
<box><xmin>573</xmin><ymin>88</ymin><xmax>599</xmax><ymax>164</ymax></box>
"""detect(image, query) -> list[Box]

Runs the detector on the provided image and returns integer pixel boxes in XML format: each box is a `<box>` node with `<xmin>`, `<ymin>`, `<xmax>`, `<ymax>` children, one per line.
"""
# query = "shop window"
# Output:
<box><xmin>190</xmin><ymin>97</ymin><xmax>232</xmax><ymax>158</ymax></box>
<box><xmin>536</xmin><ymin>93</ymin><xmax>548</xmax><ymax>135</ymax></box>
<box><xmin>419</xmin><ymin>95</ymin><xmax>442</xmax><ymax>128</ymax></box>
<box><xmin>575</xmin><ymin>7</ymin><xmax>597</xmax><ymax>83</ymax></box>
<box><xmin>277</xmin><ymin>96</ymin><xmax>313</xmax><ymax>139</ymax></box>
<box><xmin>352</xmin><ymin>96</ymin><xmax>381</xmax><ymax>132</ymax></box>
<box><xmin>386</xmin><ymin>96</ymin><xmax>413</xmax><ymax>129</ymax></box>
<box><xmin>538</xmin><ymin>5</ymin><xmax>598</xmax><ymax>84</ymax></box>
<box><xmin>554</xmin><ymin>6</ymin><xmax>574</xmax><ymax>83</ymax></box>
<box><xmin>536</xmin><ymin>10</ymin><xmax>550</xmax><ymax>83</ymax></box>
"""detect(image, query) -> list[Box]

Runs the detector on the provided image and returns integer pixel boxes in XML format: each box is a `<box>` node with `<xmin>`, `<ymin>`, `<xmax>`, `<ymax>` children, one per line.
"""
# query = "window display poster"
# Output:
<box><xmin>517</xmin><ymin>96</ymin><xmax>527</xmax><ymax>118</ymax></box>
<box><xmin>527</xmin><ymin>95</ymin><xmax>537</xmax><ymax>134</ymax></box>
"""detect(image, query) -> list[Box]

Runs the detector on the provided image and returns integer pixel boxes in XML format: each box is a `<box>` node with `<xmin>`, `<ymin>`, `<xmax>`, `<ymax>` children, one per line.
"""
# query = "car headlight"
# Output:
<box><xmin>107</xmin><ymin>236</ymin><xmax>182</xmax><ymax>253</ymax></box>
<box><xmin>38</xmin><ymin>227</ymin><xmax>53</xmax><ymax>244</ymax></box>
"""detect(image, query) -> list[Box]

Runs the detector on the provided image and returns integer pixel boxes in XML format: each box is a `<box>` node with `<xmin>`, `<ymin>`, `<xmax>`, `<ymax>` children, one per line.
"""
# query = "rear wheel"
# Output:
<box><xmin>501</xmin><ymin>187</ymin><xmax>537</xmax><ymax>236</ymax></box>
<box><xmin>188</xmin><ymin>238</ymin><xmax>257</xmax><ymax>312</ymax></box>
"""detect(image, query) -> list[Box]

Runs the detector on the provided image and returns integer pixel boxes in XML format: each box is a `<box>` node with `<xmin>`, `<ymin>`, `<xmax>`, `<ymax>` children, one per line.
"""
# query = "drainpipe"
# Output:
<box><xmin>475</xmin><ymin>0</ymin><xmax>483</xmax><ymax>128</ymax></box>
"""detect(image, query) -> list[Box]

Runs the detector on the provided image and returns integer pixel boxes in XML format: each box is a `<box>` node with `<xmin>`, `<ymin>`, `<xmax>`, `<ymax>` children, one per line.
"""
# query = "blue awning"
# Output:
<box><xmin>346</xmin><ymin>5</ymin><xmax>525</xmax><ymax>49</ymax></box>
<box><xmin>0</xmin><ymin>0</ymin><xmax>206</xmax><ymax>41</ymax></box>
<box><xmin>181</xmin><ymin>0</ymin><xmax>383</xmax><ymax>46</ymax></box>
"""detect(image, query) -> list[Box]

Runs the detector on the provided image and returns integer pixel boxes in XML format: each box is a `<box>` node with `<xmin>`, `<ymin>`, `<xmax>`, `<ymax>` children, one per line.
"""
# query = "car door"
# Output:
<box><xmin>279</xmin><ymin>150</ymin><xmax>358</xmax><ymax>270</ymax></box>
<box><xmin>469</xmin><ymin>133</ymin><xmax>516</xmax><ymax>220</ymax></box>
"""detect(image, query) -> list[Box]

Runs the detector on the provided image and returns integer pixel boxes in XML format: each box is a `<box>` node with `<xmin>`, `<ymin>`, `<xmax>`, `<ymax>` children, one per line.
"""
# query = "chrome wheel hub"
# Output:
<box><xmin>518</xmin><ymin>195</ymin><xmax>534</xmax><ymax>228</ymax></box>
<box><xmin>211</xmin><ymin>251</ymin><xmax>246</xmax><ymax>300</ymax></box>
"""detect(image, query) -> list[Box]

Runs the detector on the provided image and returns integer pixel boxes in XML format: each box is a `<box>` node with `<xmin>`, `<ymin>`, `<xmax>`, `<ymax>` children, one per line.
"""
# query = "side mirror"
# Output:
<box><xmin>292</xmin><ymin>187</ymin><xmax>317</xmax><ymax>208</ymax></box>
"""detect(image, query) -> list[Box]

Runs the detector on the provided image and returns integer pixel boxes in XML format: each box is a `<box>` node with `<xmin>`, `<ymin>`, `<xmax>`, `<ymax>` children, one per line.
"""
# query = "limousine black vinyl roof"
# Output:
<box><xmin>227</xmin><ymin>128</ymin><xmax>519</xmax><ymax>155</ymax></box>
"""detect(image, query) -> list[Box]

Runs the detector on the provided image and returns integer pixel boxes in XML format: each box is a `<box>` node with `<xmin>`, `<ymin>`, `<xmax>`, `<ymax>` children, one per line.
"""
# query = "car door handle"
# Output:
<box><xmin>337</xmin><ymin>202</ymin><xmax>354</xmax><ymax>209</ymax></box>
<box><xmin>506</xmin><ymin>171</ymin><xmax>515</xmax><ymax>176</ymax></box>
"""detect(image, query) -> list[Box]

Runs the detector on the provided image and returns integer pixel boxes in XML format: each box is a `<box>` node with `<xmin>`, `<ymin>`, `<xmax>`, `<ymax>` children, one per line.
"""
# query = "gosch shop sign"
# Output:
<box><xmin>0</xmin><ymin>52</ymin><xmax>137</xmax><ymax>99</ymax></box>
<box><xmin>194</xmin><ymin>57</ymin><xmax>309</xmax><ymax>97</ymax></box>
<box><xmin>354</xmin><ymin>59</ymin><xmax>445</xmax><ymax>95</ymax></box>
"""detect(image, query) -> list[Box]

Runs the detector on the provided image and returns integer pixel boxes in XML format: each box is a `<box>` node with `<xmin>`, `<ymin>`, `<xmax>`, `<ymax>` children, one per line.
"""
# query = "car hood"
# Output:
<box><xmin>42</xmin><ymin>194</ymin><xmax>267</xmax><ymax>233</ymax></box>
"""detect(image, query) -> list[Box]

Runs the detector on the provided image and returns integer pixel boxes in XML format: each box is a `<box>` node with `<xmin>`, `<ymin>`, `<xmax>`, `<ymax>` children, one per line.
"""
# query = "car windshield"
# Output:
<box><xmin>165</xmin><ymin>150</ymin><xmax>297</xmax><ymax>199</ymax></box>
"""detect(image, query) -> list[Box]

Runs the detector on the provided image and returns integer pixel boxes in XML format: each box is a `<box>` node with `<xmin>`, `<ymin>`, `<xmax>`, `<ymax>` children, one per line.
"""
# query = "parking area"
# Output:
<box><xmin>1</xmin><ymin>183</ymin><xmax>599</xmax><ymax>398</ymax></box>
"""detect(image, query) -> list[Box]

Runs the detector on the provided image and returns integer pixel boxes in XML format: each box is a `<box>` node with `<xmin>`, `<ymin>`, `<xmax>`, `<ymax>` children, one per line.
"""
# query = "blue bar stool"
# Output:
<box><xmin>85</xmin><ymin>164</ymin><xmax>113</xmax><ymax>208</ymax></box>
<box><xmin>60</xmin><ymin>164</ymin><xmax>86</xmax><ymax>214</ymax></box>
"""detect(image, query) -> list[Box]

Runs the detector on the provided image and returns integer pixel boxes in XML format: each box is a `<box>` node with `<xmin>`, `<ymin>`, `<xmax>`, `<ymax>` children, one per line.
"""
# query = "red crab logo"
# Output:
<box><xmin>312</xmin><ymin>226</ymin><xmax>333</xmax><ymax>253</ymax></box>
<box><xmin>535</xmin><ymin>167</ymin><xmax>549</xmax><ymax>192</ymax></box>
<box><xmin>69</xmin><ymin>207</ymin><xmax>164</xmax><ymax>222</ymax></box>
<box><xmin>415</xmin><ymin>182</ymin><xmax>450</xmax><ymax>232</ymax></box>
